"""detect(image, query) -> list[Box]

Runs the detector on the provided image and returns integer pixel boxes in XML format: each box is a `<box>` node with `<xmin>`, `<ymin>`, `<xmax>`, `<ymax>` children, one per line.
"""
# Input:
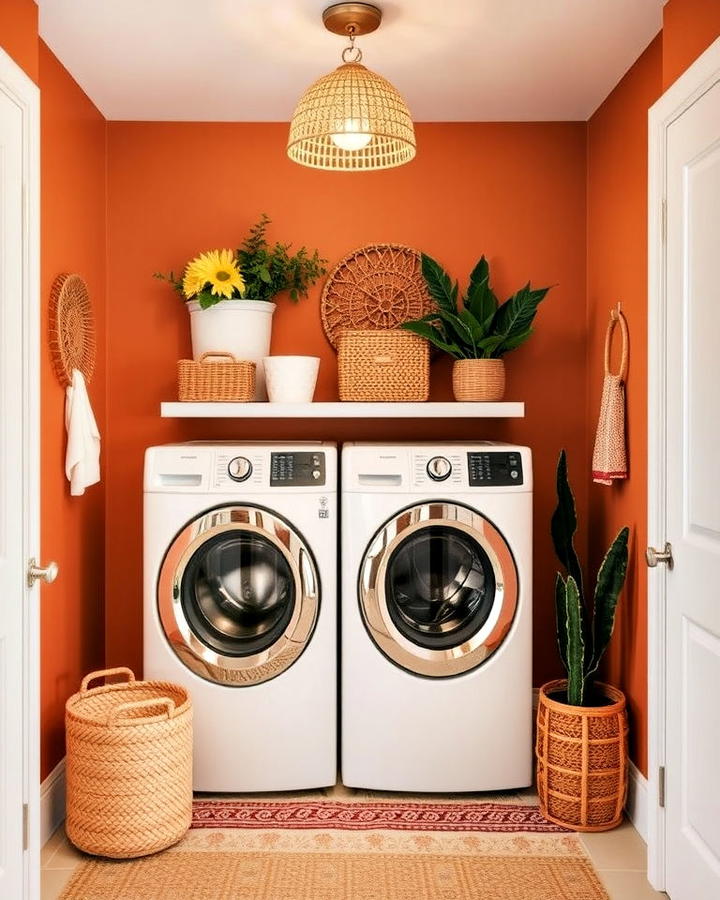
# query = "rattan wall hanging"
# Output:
<box><xmin>49</xmin><ymin>273</ymin><xmax>96</xmax><ymax>387</ymax></box>
<box><xmin>320</xmin><ymin>243</ymin><xmax>434</xmax><ymax>349</ymax></box>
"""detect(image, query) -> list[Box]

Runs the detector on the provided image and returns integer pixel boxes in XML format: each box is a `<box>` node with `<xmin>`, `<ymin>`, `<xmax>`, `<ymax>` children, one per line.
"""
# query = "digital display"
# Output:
<box><xmin>467</xmin><ymin>452</ymin><xmax>523</xmax><ymax>486</ymax></box>
<box><xmin>270</xmin><ymin>452</ymin><xmax>325</xmax><ymax>487</ymax></box>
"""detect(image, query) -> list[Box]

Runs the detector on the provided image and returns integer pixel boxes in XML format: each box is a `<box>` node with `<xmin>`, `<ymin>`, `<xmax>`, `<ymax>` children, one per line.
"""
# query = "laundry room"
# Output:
<box><xmin>3</xmin><ymin>1</ymin><xmax>720</xmax><ymax>899</ymax></box>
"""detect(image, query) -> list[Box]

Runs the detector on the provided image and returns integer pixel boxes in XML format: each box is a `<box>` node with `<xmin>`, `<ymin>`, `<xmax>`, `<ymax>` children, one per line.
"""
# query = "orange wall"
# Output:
<box><xmin>0</xmin><ymin>0</ymin><xmax>38</xmax><ymax>83</ymax></box>
<box><xmin>586</xmin><ymin>36</ymin><xmax>663</xmax><ymax>775</ymax></box>
<box><xmin>663</xmin><ymin>0</ymin><xmax>720</xmax><ymax>88</ymax></box>
<box><xmin>39</xmin><ymin>42</ymin><xmax>107</xmax><ymax>779</ymax></box>
<box><xmin>105</xmin><ymin>122</ymin><xmax>588</xmax><ymax>689</ymax></box>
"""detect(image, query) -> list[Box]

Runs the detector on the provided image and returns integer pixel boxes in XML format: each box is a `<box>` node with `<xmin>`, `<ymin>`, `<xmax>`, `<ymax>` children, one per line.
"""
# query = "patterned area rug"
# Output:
<box><xmin>60</xmin><ymin>798</ymin><xmax>609</xmax><ymax>900</ymax></box>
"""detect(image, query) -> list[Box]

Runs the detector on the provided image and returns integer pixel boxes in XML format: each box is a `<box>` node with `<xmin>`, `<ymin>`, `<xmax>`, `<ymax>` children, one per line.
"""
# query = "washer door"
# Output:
<box><xmin>359</xmin><ymin>502</ymin><xmax>518</xmax><ymax>677</ymax></box>
<box><xmin>158</xmin><ymin>505</ymin><xmax>319</xmax><ymax>685</ymax></box>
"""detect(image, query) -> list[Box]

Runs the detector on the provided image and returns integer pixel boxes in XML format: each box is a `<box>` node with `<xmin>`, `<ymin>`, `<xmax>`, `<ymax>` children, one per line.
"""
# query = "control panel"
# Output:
<box><xmin>270</xmin><ymin>451</ymin><xmax>326</xmax><ymax>487</ymax></box>
<box><xmin>468</xmin><ymin>451</ymin><xmax>523</xmax><ymax>486</ymax></box>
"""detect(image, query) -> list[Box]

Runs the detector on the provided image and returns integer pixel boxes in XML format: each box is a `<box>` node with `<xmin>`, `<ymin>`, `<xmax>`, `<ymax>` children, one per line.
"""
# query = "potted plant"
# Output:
<box><xmin>401</xmin><ymin>254</ymin><xmax>551</xmax><ymax>401</ymax></box>
<box><xmin>156</xmin><ymin>214</ymin><xmax>326</xmax><ymax>398</ymax></box>
<box><xmin>536</xmin><ymin>450</ymin><xmax>630</xmax><ymax>832</ymax></box>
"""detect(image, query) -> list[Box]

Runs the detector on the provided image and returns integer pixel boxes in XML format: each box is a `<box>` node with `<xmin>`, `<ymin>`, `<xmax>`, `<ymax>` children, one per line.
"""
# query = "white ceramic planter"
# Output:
<box><xmin>263</xmin><ymin>356</ymin><xmax>320</xmax><ymax>403</ymax></box>
<box><xmin>188</xmin><ymin>299</ymin><xmax>276</xmax><ymax>400</ymax></box>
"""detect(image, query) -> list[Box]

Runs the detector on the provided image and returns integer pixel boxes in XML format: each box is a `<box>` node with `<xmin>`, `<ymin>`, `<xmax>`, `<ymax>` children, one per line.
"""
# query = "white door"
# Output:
<box><xmin>0</xmin><ymin>50</ymin><xmax>41</xmax><ymax>900</ymax></box>
<box><xmin>658</xmin><ymin>68</ymin><xmax>720</xmax><ymax>899</ymax></box>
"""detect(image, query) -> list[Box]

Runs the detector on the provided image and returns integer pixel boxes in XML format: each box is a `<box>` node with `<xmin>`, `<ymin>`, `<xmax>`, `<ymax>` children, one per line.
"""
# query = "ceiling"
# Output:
<box><xmin>38</xmin><ymin>0</ymin><xmax>663</xmax><ymax>122</ymax></box>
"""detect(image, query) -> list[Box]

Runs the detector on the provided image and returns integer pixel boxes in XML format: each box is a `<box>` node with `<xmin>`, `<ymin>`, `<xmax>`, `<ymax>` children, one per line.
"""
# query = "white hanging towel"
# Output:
<box><xmin>65</xmin><ymin>368</ymin><xmax>100</xmax><ymax>496</ymax></box>
<box><xmin>592</xmin><ymin>308</ymin><xmax>629</xmax><ymax>485</ymax></box>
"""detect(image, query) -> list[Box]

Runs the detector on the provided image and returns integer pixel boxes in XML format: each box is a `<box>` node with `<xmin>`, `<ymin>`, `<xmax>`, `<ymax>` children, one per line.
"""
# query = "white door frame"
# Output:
<box><xmin>0</xmin><ymin>47</ymin><xmax>41</xmax><ymax>900</ymax></box>
<box><xmin>647</xmin><ymin>35</ymin><xmax>720</xmax><ymax>893</ymax></box>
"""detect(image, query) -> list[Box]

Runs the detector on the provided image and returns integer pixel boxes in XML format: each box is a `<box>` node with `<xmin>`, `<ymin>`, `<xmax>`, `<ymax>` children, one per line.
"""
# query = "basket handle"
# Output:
<box><xmin>372</xmin><ymin>355</ymin><xmax>395</xmax><ymax>366</ymax></box>
<box><xmin>81</xmin><ymin>667</ymin><xmax>135</xmax><ymax>693</ymax></box>
<box><xmin>198</xmin><ymin>351</ymin><xmax>237</xmax><ymax>364</ymax></box>
<box><xmin>107</xmin><ymin>697</ymin><xmax>175</xmax><ymax>726</ymax></box>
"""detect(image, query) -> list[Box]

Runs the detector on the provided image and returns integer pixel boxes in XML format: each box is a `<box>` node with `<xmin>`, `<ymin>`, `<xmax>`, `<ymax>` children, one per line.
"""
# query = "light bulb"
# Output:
<box><xmin>330</xmin><ymin>118</ymin><xmax>372</xmax><ymax>151</ymax></box>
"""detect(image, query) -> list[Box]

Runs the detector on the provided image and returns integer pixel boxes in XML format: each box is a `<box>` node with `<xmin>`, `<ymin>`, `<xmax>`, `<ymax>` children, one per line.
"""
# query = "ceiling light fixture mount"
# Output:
<box><xmin>287</xmin><ymin>3</ymin><xmax>416</xmax><ymax>172</ymax></box>
<box><xmin>321</xmin><ymin>3</ymin><xmax>382</xmax><ymax>37</ymax></box>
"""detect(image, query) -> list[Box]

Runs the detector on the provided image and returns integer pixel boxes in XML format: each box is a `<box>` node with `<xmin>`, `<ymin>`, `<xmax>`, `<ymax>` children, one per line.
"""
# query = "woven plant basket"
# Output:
<box><xmin>452</xmin><ymin>359</ymin><xmax>506</xmax><ymax>402</ymax></box>
<box><xmin>65</xmin><ymin>667</ymin><xmax>193</xmax><ymax>858</ymax></box>
<box><xmin>178</xmin><ymin>351</ymin><xmax>256</xmax><ymax>402</ymax></box>
<box><xmin>536</xmin><ymin>679</ymin><xmax>628</xmax><ymax>832</ymax></box>
<box><xmin>338</xmin><ymin>329</ymin><xmax>429</xmax><ymax>402</ymax></box>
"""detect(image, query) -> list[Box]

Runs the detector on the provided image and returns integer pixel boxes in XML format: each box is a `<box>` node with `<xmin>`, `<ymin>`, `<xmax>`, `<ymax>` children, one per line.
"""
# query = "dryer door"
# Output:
<box><xmin>158</xmin><ymin>505</ymin><xmax>319</xmax><ymax>685</ymax></box>
<box><xmin>359</xmin><ymin>502</ymin><xmax>518</xmax><ymax>677</ymax></box>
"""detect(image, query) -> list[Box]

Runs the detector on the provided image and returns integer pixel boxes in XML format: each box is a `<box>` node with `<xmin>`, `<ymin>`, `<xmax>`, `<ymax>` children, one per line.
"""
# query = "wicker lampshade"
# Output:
<box><xmin>287</xmin><ymin>62</ymin><xmax>416</xmax><ymax>171</ymax></box>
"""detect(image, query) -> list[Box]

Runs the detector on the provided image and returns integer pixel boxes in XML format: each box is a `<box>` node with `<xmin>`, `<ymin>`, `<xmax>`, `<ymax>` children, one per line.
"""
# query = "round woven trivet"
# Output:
<box><xmin>49</xmin><ymin>273</ymin><xmax>96</xmax><ymax>387</ymax></box>
<box><xmin>320</xmin><ymin>243</ymin><xmax>434</xmax><ymax>349</ymax></box>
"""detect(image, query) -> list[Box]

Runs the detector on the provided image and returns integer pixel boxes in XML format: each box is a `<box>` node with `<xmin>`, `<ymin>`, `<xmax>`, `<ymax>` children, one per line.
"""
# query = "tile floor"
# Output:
<box><xmin>41</xmin><ymin>794</ymin><xmax>666</xmax><ymax>900</ymax></box>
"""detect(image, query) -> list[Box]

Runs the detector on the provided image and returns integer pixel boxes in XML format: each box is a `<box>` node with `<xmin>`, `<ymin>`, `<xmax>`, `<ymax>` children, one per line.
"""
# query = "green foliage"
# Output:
<box><xmin>236</xmin><ymin>214</ymin><xmax>327</xmax><ymax>304</ymax></box>
<box><xmin>401</xmin><ymin>253</ymin><xmax>551</xmax><ymax>359</ymax></box>
<box><xmin>154</xmin><ymin>214</ymin><xmax>327</xmax><ymax>308</ymax></box>
<box><xmin>552</xmin><ymin>451</ymin><xmax>630</xmax><ymax>706</ymax></box>
<box><xmin>564</xmin><ymin>577</ymin><xmax>585</xmax><ymax>706</ymax></box>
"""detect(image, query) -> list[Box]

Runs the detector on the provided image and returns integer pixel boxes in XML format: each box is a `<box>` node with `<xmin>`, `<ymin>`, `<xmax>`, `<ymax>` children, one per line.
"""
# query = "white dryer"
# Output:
<box><xmin>341</xmin><ymin>442</ymin><xmax>532</xmax><ymax>792</ymax></box>
<box><xmin>144</xmin><ymin>442</ymin><xmax>336</xmax><ymax>792</ymax></box>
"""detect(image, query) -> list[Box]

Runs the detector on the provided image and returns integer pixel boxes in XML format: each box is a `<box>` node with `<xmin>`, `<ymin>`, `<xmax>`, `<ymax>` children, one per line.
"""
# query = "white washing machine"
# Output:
<box><xmin>341</xmin><ymin>442</ymin><xmax>532</xmax><ymax>792</ymax></box>
<box><xmin>144</xmin><ymin>442</ymin><xmax>337</xmax><ymax>792</ymax></box>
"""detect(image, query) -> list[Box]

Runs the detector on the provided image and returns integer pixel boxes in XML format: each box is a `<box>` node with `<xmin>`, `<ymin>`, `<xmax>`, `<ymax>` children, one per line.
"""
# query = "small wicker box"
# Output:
<box><xmin>178</xmin><ymin>351</ymin><xmax>256</xmax><ymax>402</ymax></box>
<box><xmin>338</xmin><ymin>330</ymin><xmax>429</xmax><ymax>402</ymax></box>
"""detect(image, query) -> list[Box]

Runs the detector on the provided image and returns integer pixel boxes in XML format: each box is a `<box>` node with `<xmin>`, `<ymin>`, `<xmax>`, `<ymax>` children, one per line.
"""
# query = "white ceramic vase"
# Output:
<box><xmin>188</xmin><ymin>299</ymin><xmax>276</xmax><ymax>400</ymax></box>
<box><xmin>263</xmin><ymin>356</ymin><xmax>320</xmax><ymax>403</ymax></box>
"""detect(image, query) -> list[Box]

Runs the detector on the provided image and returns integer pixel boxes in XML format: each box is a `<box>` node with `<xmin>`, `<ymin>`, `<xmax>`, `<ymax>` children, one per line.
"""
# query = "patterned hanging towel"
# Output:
<box><xmin>592</xmin><ymin>307</ymin><xmax>628</xmax><ymax>485</ymax></box>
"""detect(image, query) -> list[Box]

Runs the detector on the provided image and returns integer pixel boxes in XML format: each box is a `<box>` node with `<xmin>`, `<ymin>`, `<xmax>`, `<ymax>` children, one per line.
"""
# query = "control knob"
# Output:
<box><xmin>228</xmin><ymin>456</ymin><xmax>253</xmax><ymax>482</ymax></box>
<box><xmin>427</xmin><ymin>456</ymin><xmax>452</xmax><ymax>482</ymax></box>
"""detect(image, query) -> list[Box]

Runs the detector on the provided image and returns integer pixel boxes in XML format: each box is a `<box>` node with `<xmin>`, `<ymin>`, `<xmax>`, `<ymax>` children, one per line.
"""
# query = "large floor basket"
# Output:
<box><xmin>65</xmin><ymin>667</ymin><xmax>193</xmax><ymax>858</ymax></box>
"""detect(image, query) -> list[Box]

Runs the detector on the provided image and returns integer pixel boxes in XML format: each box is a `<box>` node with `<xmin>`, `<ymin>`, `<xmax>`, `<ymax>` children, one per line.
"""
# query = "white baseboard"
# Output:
<box><xmin>40</xmin><ymin>757</ymin><xmax>66</xmax><ymax>845</ymax></box>
<box><xmin>625</xmin><ymin>760</ymin><xmax>648</xmax><ymax>843</ymax></box>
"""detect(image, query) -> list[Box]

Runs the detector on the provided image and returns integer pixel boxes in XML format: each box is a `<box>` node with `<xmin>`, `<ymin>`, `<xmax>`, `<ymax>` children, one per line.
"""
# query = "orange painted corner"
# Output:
<box><xmin>39</xmin><ymin>41</ymin><xmax>107</xmax><ymax>780</ymax></box>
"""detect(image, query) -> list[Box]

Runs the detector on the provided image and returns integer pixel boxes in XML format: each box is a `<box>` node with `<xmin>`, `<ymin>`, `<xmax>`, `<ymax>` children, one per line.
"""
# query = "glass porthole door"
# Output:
<box><xmin>158</xmin><ymin>506</ymin><xmax>319</xmax><ymax>685</ymax></box>
<box><xmin>359</xmin><ymin>502</ymin><xmax>518</xmax><ymax>677</ymax></box>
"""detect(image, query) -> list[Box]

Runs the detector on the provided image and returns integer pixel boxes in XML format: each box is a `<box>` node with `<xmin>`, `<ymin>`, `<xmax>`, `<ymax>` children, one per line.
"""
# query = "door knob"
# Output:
<box><xmin>27</xmin><ymin>558</ymin><xmax>59</xmax><ymax>587</ymax></box>
<box><xmin>646</xmin><ymin>543</ymin><xmax>673</xmax><ymax>569</ymax></box>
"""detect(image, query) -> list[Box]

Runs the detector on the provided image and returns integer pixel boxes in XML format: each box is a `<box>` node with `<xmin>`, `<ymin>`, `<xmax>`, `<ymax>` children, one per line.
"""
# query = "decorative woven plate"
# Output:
<box><xmin>321</xmin><ymin>244</ymin><xmax>434</xmax><ymax>349</ymax></box>
<box><xmin>49</xmin><ymin>273</ymin><xmax>96</xmax><ymax>387</ymax></box>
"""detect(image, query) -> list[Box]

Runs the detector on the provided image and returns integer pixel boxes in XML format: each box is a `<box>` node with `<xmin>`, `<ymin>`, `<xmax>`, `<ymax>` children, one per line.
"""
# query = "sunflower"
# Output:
<box><xmin>183</xmin><ymin>249</ymin><xmax>245</xmax><ymax>300</ymax></box>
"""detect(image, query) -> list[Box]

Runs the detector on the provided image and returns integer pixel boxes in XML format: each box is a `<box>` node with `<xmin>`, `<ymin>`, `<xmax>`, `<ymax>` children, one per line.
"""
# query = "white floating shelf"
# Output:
<box><xmin>161</xmin><ymin>401</ymin><xmax>525</xmax><ymax>419</ymax></box>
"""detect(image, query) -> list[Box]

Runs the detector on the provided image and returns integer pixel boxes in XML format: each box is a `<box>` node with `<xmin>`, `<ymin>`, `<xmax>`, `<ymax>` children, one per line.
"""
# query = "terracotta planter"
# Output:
<box><xmin>536</xmin><ymin>679</ymin><xmax>628</xmax><ymax>832</ymax></box>
<box><xmin>452</xmin><ymin>358</ymin><xmax>505</xmax><ymax>401</ymax></box>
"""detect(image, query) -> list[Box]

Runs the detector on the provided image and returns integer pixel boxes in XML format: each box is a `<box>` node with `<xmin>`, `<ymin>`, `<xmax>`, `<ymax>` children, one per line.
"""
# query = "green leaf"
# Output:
<box><xmin>551</xmin><ymin>450</ymin><xmax>584</xmax><ymax>602</ymax></box>
<box><xmin>565</xmin><ymin>576</ymin><xmax>585</xmax><ymax>705</ymax></box>
<box><xmin>432</xmin><ymin>309</ymin><xmax>476</xmax><ymax>356</ymax></box>
<box><xmin>555</xmin><ymin>573</ymin><xmax>569</xmax><ymax>673</ymax></box>
<box><xmin>586</xmin><ymin>526</ymin><xmax>629</xmax><ymax>682</ymax></box>
<box><xmin>196</xmin><ymin>290</ymin><xmax>221</xmax><ymax>310</ymax></box>
<box><xmin>421</xmin><ymin>253</ymin><xmax>457</xmax><ymax>313</ymax></box>
<box><xmin>491</xmin><ymin>284</ymin><xmax>550</xmax><ymax>346</ymax></box>
<box><xmin>400</xmin><ymin>320</ymin><xmax>464</xmax><ymax>358</ymax></box>
<box><xmin>465</xmin><ymin>255</ymin><xmax>498</xmax><ymax>325</ymax></box>
<box><xmin>494</xmin><ymin>327</ymin><xmax>533</xmax><ymax>356</ymax></box>
<box><xmin>475</xmin><ymin>335</ymin><xmax>506</xmax><ymax>358</ymax></box>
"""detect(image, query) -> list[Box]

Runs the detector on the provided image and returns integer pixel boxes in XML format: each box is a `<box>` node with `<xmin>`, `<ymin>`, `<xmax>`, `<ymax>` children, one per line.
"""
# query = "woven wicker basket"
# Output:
<box><xmin>178</xmin><ymin>351</ymin><xmax>255</xmax><ymax>402</ymax></box>
<box><xmin>65</xmin><ymin>667</ymin><xmax>193</xmax><ymax>858</ymax></box>
<box><xmin>338</xmin><ymin>330</ymin><xmax>429</xmax><ymax>402</ymax></box>
<box><xmin>452</xmin><ymin>359</ymin><xmax>506</xmax><ymax>402</ymax></box>
<box><xmin>536</xmin><ymin>679</ymin><xmax>628</xmax><ymax>832</ymax></box>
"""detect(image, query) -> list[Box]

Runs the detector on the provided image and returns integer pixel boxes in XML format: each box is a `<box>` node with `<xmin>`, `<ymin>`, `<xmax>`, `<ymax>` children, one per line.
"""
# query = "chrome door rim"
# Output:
<box><xmin>158</xmin><ymin>505</ymin><xmax>319</xmax><ymax>686</ymax></box>
<box><xmin>359</xmin><ymin>502</ymin><xmax>518</xmax><ymax>677</ymax></box>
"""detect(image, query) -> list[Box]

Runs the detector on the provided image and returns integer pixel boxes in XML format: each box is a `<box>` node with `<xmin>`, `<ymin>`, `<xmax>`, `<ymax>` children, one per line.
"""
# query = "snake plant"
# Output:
<box><xmin>551</xmin><ymin>450</ymin><xmax>629</xmax><ymax>706</ymax></box>
<box><xmin>400</xmin><ymin>253</ymin><xmax>551</xmax><ymax>359</ymax></box>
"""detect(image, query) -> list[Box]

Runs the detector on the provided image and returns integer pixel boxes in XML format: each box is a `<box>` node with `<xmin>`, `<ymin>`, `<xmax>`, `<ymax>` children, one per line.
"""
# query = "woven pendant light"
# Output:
<box><xmin>287</xmin><ymin>3</ymin><xmax>416</xmax><ymax>172</ymax></box>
